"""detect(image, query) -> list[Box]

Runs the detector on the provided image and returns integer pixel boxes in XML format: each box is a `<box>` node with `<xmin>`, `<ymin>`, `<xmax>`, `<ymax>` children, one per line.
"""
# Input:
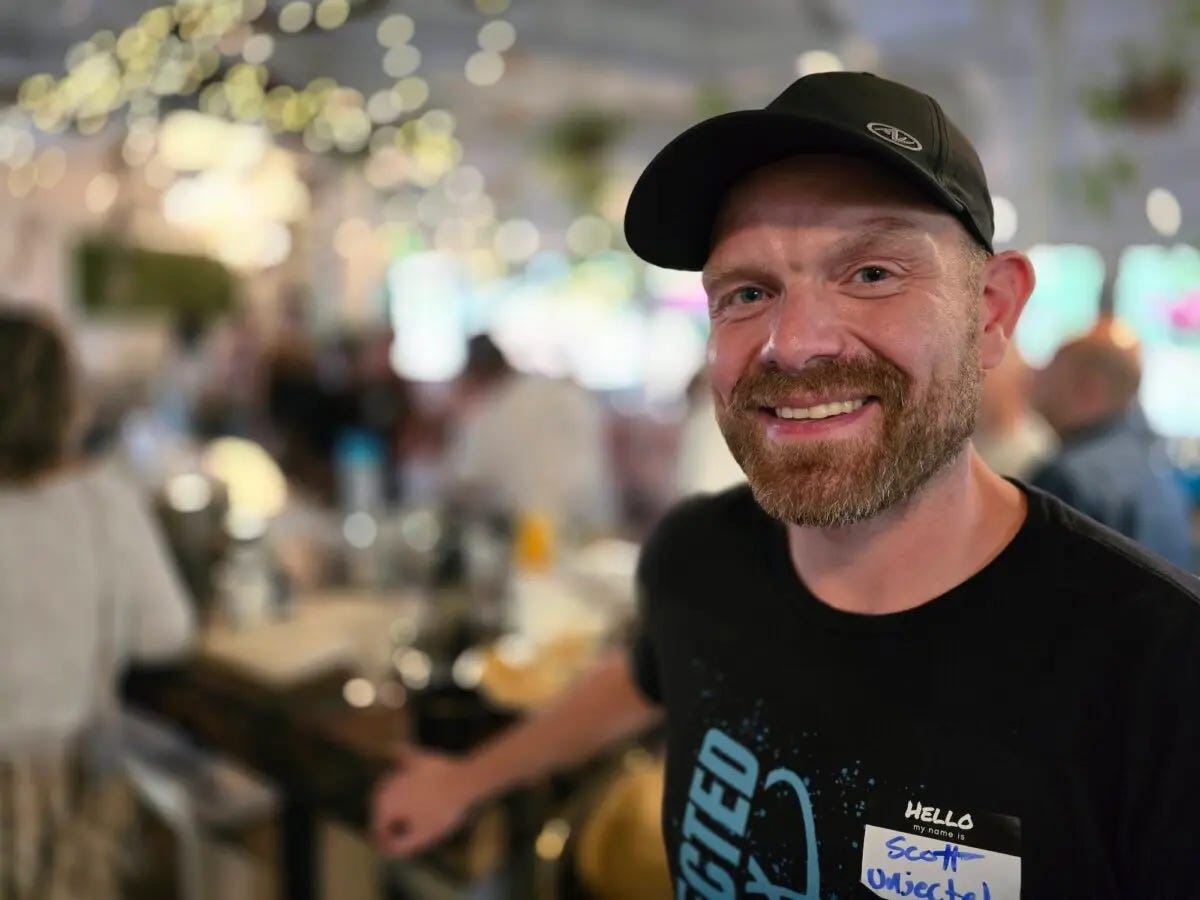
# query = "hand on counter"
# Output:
<box><xmin>371</xmin><ymin>745</ymin><xmax>481</xmax><ymax>857</ymax></box>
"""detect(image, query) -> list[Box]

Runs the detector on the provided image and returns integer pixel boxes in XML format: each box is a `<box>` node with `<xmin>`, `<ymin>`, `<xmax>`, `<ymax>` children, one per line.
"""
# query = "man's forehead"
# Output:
<box><xmin>720</xmin><ymin>161</ymin><xmax>943</xmax><ymax>222</ymax></box>
<box><xmin>708</xmin><ymin>161</ymin><xmax>958</xmax><ymax>262</ymax></box>
<box><xmin>707</xmin><ymin>205</ymin><xmax>946</xmax><ymax>266</ymax></box>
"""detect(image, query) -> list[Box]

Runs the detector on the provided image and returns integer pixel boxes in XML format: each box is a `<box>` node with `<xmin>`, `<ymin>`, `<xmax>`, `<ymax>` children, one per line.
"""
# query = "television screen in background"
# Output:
<box><xmin>1116</xmin><ymin>244</ymin><xmax>1200</xmax><ymax>438</ymax></box>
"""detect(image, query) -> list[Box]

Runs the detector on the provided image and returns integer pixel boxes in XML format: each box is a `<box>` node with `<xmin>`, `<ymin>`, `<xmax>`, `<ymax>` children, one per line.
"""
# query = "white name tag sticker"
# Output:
<box><xmin>859</xmin><ymin>797</ymin><xmax>1021</xmax><ymax>900</ymax></box>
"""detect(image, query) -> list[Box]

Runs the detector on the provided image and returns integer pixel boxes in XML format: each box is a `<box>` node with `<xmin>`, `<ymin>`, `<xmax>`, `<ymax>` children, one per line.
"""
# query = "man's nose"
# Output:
<box><xmin>759</xmin><ymin>284</ymin><xmax>846</xmax><ymax>371</ymax></box>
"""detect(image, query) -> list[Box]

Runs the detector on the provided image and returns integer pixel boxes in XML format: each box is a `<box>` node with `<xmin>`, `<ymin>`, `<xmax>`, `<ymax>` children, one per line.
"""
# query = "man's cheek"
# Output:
<box><xmin>706</xmin><ymin>336</ymin><xmax>753</xmax><ymax>407</ymax></box>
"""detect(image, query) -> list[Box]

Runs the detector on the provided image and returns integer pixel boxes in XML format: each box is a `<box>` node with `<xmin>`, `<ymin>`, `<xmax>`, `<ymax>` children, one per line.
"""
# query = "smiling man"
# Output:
<box><xmin>372</xmin><ymin>73</ymin><xmax>1200</xmax><ymax>899</ymax></box>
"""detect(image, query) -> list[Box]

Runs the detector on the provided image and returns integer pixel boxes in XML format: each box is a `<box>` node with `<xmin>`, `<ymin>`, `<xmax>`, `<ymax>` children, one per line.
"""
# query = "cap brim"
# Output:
<box><xmin>623</xmin><ymin>110</ymin><xmax>970</xmax><ymax>271</ymax></box>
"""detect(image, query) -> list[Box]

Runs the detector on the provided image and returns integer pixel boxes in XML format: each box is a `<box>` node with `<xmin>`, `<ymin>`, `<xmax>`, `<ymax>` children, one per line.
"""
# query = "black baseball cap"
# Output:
<box><xmin>624</xmin><ymin>71</ymin><xmax>995</xmax><ymax>271</ymax></box>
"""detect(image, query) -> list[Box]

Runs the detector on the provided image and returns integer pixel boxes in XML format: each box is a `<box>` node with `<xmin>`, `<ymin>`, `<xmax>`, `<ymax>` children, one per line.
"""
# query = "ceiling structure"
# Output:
<box><xmin>0</xmin><ymin>0</ymin><xmax>1195</xmax><ymax>260</ymax></box>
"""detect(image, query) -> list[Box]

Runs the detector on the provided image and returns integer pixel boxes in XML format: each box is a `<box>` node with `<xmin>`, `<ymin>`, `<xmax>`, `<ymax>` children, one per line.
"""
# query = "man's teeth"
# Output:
<box><xmin>774</xmin><ymin>399</ymin><xmax>867</xmax><ymax>420</ymax></box>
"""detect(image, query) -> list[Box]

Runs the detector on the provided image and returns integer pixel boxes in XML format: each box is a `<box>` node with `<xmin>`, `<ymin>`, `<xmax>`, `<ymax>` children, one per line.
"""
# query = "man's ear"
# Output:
<box><xmin>978</xmin><ymin>251</ymin><xmax>1036</xmax><ymax>370</ymax></box>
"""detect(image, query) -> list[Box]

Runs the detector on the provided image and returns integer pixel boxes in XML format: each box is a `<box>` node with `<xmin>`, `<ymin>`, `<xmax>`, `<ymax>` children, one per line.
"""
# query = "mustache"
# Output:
<box><xmin>728</xmin><ymin>357</ymin><xmax>910</xmax><ymax>411</ymax></box>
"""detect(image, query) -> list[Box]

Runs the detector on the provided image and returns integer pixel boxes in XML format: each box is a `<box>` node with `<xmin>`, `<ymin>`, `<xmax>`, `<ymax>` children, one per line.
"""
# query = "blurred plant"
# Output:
<box><xmin>540</xmin><ymin>109</ymin><xmax>627</xmax><ymax>211</ymax></box>
<box><xmin>1082</xmin><ymin>3</ymin><xmax>1199</xmax><ymax>128</ymax></box>
<box><xmin>1062</xmin><ymin>151</ymin><xmax>1137</xmax><ymax>218</ymax></box>
<box><xmin>1083</xmin><ymin>48</ymin><xmax>1190</xmax><ymax>127</ymax></box>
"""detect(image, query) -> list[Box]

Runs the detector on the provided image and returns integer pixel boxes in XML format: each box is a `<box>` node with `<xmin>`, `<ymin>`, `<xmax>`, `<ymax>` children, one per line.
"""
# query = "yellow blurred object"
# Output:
<box><xmin>514</xmin><ymin>511</ymin><xmax>556</xmax><ymax>571</ymax></box>
<box><xmin>478</xmin><ymin>633</ymin><xmax>596</xmax><ymax>710</ymax></box>
<box><xmin>575</xmin><ymin>757</ymin><xmax>671</xmax><ymax>900</ymax></box>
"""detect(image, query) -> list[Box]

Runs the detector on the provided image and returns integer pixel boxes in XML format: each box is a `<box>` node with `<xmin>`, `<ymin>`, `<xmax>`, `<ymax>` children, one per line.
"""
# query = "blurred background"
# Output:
<box><xmin>0</xmin><ymin>0</ymin><xmax>1198</xmax><ymax>899</ymax></box>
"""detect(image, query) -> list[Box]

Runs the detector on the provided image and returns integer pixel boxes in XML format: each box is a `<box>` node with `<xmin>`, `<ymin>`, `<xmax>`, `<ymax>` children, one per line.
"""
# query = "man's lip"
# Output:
<box><xmin>753</xmin><ymin>395</ymin><xmax>878</xmax><ymax>410</ymax></box>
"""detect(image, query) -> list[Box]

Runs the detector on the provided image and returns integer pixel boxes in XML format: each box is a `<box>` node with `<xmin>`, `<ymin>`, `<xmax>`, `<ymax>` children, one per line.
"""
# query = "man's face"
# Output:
<box><xmin>703</xmin><ymin>156</ymin><xmax>987</xmax><ymax>527</ymax></box>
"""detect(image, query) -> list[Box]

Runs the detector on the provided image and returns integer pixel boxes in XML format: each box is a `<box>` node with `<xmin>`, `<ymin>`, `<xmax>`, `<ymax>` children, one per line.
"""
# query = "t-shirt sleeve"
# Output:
<box><xmin>1117</xmin><ymin>606</ymin><xmax>1200</xmax><ymax>894</ymax></box>
<box><xmin>627</xmin><ymin>523</ymin><xmax>668</xmax><ymax>705</ymax></box>
<box><xmin>629</xmin><ymin>623</ymin><xmax>661</xmax><ymax>705</ymax></box>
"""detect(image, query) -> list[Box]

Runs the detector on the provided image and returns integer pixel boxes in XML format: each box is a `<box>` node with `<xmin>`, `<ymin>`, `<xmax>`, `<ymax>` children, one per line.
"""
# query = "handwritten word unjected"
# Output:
<box><xmin>885</xmin><ymin>836</ymin><xmax>986</xmax><ymax>873</ymax></box>
<box><xmin>864</xmin><ymin>868</ymin><xmax>992</xmax><ymax>900</ymax></box>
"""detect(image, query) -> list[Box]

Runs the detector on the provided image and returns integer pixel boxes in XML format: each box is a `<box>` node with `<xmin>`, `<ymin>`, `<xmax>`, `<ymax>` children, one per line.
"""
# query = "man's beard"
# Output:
<box><xmin>716</xmin><ymin>334</ymin><xmax>982</xmax><ymax>528</ymax></box>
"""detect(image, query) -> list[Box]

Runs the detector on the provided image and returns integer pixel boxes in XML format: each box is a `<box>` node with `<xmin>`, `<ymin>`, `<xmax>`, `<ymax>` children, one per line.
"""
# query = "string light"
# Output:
<box><xmin>383</xmin><ymin>45</ymin><xmax>421</xmax><ymax>79</ymax></box>
<box><xmin>392</xmin><ymin>77</ymin><xmax>429</xmax><ymax>113</ymax></box>
<box><xmin>241</xmin><ymin>34</ymin><xmax>274</xmax><ymax>64</ymax></box>
<box><xmin>477</xmin><ymin>20</ymin><xmax>516</xmax><ymax>53</ymax></box>
<box><xmin>367</xmin><ymin>90</ymin><xmax>400</xmax><ymax>125</ymax></box>
<box><xmin>377</xmin><ymin>14</ymin><xmax>415</xmax><ymax>47</ymax></box>
<box><xmin>419</xmin><ymin>110</ymin><xmax>456</xmax><ymax>134</ymax></box>
<box><xmin>314</xmin><ymin>0</ymin><xmax>350</xmax><ymax>30</ymax></box>
<box><xmin>278</xmin><ymin>1</ymin><xmax>313</xmax><ymax>33</ymax></box>
<box><xmin>494</xmin><ymin>219</ymin><xmax>539</xmax><ymax>262</ymax></box>
<box><xmin>566</xmin><ymin>215</ymin><xmax>613</xmax><ymax>256</ymax></box>
<box><xmin>465</xmin><ymin>51</ymin><xmax>505</xmax><ymax>87</ymax></box>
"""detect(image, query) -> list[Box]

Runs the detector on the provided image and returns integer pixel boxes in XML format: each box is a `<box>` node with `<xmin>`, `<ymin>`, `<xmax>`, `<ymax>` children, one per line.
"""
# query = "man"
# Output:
<box><xmin>1031</xmin><ymin>320</ymin><xmax>1194</xmax><ymax>569</ymax></box>
<box><xmin>373</xmin><ymin>72</ymin><xmax>1200</xmax><ymax>898</ymax></box>
<box><xmin>973</xmin><ymin>346</ymin><xmax>1057</xmax><ymax>480</ymax></box>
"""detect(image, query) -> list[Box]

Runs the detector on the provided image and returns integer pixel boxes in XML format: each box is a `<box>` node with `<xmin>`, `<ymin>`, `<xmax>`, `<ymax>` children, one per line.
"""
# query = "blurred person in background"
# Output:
<box><xmin>374</xmin><ymin>72</ymin><xmax>1200</xmax><ymax>897</ymax></box>
<box><xmin>972</xmin><ymin>344</ymin><xmax>1057</xmax><ymax>479</ymax></box>
<box><xmin>265</xmin><ymin>330</ymin><xmax>344</xmax><ymax>503</ymax></box>
<box><xmin>395</xmin><ymin>393</ymin><xmax>449</xmax><ymax>506</ymax></box>
<box><xmin>154</xmin><ymin>311</ymin><xmax>209</xmax><ymax>437</ymax></box>
<box><xmin>0</xmin><ymin>307</ymin><xmax>195</xmax><ymax>898</ymax></box>
<box><xmin>674</xmin><ymin>367</ymin><xmax>746</xmax><ymax>496</ymax></box>
<box><xmin>346</xmin><ymin>328</ymin><xmax>413</xmax><ymax>494</ymax></box>
<box><xmin>1031</xmin><ymin>318</ymin><xmax>1194</xmax><ymax>569</ymax></box>
<box><xmin>447</xmin><ymin>334</ymin><xmax>616</xmax><ymax>536</ymax></box>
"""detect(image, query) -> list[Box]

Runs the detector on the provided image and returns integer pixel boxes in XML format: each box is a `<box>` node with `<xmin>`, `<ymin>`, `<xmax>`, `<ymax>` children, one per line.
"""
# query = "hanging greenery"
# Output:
<box><xmin>1082</xmin><ymin>3</ymin><xmax>1198</xmax><ymax>128</ymax></box>
<box><xmin>539</xmin><ymin>109</ymin><xmax>627</xmax><ymax>211</ymax></box>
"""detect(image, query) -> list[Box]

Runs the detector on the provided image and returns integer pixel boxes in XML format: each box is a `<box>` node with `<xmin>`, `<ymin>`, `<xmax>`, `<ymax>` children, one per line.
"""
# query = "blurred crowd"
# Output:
<box><xmin>0</xmin><ymin>296</ymin><xmax>1198</xmax><ymax>898</ymax></box>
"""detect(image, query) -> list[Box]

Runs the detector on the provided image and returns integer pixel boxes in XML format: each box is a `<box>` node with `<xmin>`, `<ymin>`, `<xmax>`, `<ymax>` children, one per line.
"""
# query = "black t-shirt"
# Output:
<box><xmin>632</xmin><ymin>483</ymin><xmax>1200</xmax><ymax>900</ymax></box>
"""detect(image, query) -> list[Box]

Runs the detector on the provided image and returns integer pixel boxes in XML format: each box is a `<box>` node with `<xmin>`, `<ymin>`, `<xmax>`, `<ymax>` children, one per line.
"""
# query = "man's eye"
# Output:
<box><xmin>730</xmin><ymin>287</ymin><xmax>766</xmax><ymax>304</ymax></box>
<box><xmin>853</xmin><ymin>266</ymin><xmax>892</xmax><ymax>284</ymax></box>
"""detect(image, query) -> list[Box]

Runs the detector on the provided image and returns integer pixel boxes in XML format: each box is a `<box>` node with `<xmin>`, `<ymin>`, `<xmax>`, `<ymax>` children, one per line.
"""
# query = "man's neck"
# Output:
<box><xmin>786</xmin><ymin>450</ymin><xmax>1027</xmax><ymax>615</ymax></box>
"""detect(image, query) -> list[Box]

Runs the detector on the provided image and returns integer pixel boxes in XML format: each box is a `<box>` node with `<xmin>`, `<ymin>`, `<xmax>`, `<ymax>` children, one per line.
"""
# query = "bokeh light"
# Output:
<box><xmin>478</xmin><ymin>20</ymin><xmax>517</xmax><ymax>53</ymax></box>
<box><xmin>465</xmin><ymin>51</ymin><xmax>505</xmax><ymax>87</ymax></box>
<box><xmin>1147</xmin><ymin>188</ymin><xmax>1182</xmax><ymax>238</ymax></box>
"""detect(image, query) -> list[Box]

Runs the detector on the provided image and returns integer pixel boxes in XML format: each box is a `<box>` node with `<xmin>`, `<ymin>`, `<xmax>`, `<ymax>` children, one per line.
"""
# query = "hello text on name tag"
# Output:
<box><xmin>860</xmin><ymin>795</ymin><xmax>1021</xmax><ymax>900</ymax></box>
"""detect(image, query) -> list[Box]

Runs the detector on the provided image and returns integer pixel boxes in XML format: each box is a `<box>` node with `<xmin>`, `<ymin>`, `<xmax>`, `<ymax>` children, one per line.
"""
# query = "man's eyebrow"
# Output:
<box><xmin>826</xmin><ymin>217</ymin><xmax>932</xmax><ymax>259</ymax></box>
<box><xmin>701</xmin><ymin>264</ymin><xmax>775</xmax><ymax>293</ymax></box>
<box><xmin>702</xmin><ymin>217</ymin><xmax>938</xmax><ymax>290</ymax></box>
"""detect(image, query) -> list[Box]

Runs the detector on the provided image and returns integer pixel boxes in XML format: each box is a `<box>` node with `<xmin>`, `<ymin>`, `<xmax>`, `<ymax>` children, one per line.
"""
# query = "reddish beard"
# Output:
<box><xmin>716</xmin><ymin>348</ymin><xmax>981</xmax><ymax>527</ymax></box>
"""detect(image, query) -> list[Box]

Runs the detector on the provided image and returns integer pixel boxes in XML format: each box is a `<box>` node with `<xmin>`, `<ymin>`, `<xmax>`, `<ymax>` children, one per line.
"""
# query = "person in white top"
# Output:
<box><xmin>0</xmin><ymin>306</ymin><xmax>194</xmax><ymax>899</ymax></box>
<box><xmin>972</xmin><ymin>345</ymin><xmax>1057</xmax><ymax>480</ymax></box>
<box><xmin>448</xmin><ymin>335</ymin><xmax>617</xmax><ymax>535</ymax></box>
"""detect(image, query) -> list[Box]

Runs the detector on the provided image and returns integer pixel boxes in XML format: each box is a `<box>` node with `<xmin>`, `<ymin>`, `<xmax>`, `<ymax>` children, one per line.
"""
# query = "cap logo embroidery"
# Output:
<box><xmin>867</xmin><ymin>122</ymin><xmax>923</xmax><ymax>152</ymax></box>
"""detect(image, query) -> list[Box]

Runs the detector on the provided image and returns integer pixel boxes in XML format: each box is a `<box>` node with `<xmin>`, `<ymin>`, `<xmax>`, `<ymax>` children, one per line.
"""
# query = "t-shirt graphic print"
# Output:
<box><xmin>633</xmin><ymin>484</ymin><xmax>1200</xmax><ymax>899</ymax></box>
